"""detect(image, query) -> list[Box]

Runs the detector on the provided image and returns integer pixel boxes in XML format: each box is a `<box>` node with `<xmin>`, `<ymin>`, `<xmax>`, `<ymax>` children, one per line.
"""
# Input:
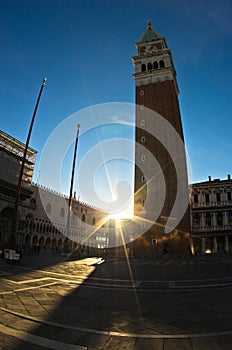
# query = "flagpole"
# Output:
<box><xmin>11</xmin><ymin>77</ymin><xmax>47</xmax><ymax>248</ymax></box>
<box><xmin>66</xmin><ymin>123</ymin><xmax>80</xmax><ymax>238</ymax></box>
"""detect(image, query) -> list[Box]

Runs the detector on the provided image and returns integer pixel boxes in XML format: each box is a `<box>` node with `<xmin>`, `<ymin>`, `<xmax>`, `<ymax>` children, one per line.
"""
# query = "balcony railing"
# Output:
<box><xmin>192</xmin><ymin>201</ymin><xmax>232</xmax><ymax>208</ymax></box>
<box><xmin>191</xmin><ymin>224</ymin><xmax>232</xmax><ymax>233</ymax></box>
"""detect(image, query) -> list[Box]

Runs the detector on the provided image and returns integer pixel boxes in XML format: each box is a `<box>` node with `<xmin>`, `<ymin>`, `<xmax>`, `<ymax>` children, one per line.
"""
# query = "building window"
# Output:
<box><xmin>140</xmin><ymin>119</ymin><xmax>145</xmax><ymax>126</ymax></box>
<box><xmin>139</xmin><ymin>90</ymin><xmax>144</xmax><ymax>96</ymax></box>
<box><xmin>194</xmin><ymin>194</ymin><xmax>198</xmax><ymax>204</ymax></box>
<box><xmin>216</xmin><ymin>212</ymin><xmax>223</xmax><ymax>226</ymax></box>
<box><xmin>228</xmin><ymin>211</ymin><xmax>232</xmax><ymax>225</ymax></box>
<box><xmin>193</xmin><ymin>214</ymin><xmax>200</xmax><ymax>227</ymax></box>
<box><xmin>141</xmin><ymin>175</ymin><xmax>146</xmax><ymax>183</ymax></box>
<box><xmin>82</xmin><ymin>214</ymin><xmax>85</xmax><ymax>222</ymax></box>
<box><xmin>92</xmin><ymin>217</ymin><xmax>96</xmax><ymax>225</ymax></box>
<box><xmin>60</xmin><ymin>208</ymin><xmax>65</xmax><ymax>217</ymax></box>
<box><xmin>152</xmin><ymin>238</ymin><xmax>157</xmax><ymax>245</ymax></box>
<box><xmin>46</xmin><ymin>203</ymin><xmax>51</xmax><ymax>214</ymax></box>
<box><xmin>153</xmin><ymin>61</ymin><xmax>158</xmax><ymax>69</ymax></box>
<box><xmin>205</xmin><ymin>213</ymin><xmax>211</xmax><ymax>226</ymax></box>
<box><xmin>141</xmin><ymin>64</ymin><xmax>146</xmax><ymax>72</ymax></box>
<box><xmin>159</xmin><ymin>60</ymin><xmax>165</xmax><ymax>68</ymax></box>
<box><xmin>141</xmin><ymin>136</ymin><xmax>146</xmax><ymax>143</ymax></box>
<box><xmin>140</xmin><ymin>104</ymin><xmax>144</xmax><ymax>110</ymax></box>
<box><xmin>205</xmin><ymin>193</ymin><xmax>210</xmax><ymax>204</ymax></box>
<box><xmin>227</xmin><ymin>192</ymin><xmax>231</xmax><ymax>202</ymax></box>
<box><xmin>147</xmin><ymin>62</ymin><xmax>152</xmax><ymax>70</ymax></box>
<box><xmin>216</xmin><ymin>193</ymin><xmax>221</xmax><ymax>203</ymax></box>
<box><xmin>141</xmin><ymin>155</ymin><xmax>146</xmax><ymax>162</ymax></box>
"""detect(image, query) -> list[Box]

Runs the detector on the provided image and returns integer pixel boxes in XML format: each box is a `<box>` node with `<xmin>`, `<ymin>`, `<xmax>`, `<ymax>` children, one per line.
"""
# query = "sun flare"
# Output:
<box><xmin>108</xmin><ymin>211</ymin><xmax>134</xmax><ymax>221</ymax></box>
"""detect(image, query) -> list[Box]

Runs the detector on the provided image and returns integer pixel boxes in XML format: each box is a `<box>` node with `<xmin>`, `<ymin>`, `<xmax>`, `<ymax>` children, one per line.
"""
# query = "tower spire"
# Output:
<box><xmin>147</xmin><ymin>20</ymin><xmax>152</xmax><ymax>28</ymax></box>
<box><xmin>140</xmin><ymin>20</ymin><xmax>160</xmax><ymax>43</ymax></box>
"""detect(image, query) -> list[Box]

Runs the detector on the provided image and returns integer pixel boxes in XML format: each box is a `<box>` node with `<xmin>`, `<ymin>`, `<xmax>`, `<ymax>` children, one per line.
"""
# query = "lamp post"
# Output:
<box><xmin>66</xmin><ymin>124</ymin><xmax>80</xmax><ymax>240</ymax></box>
<box><xmin>11</xmin><ymin>78</ymin><xmax>47</xmax><ymax>248</ymax></box>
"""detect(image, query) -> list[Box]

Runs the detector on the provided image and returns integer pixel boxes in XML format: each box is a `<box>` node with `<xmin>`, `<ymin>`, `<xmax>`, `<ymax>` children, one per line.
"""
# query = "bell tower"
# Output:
<box><xmin>132</xmin><ymin>21</ymin><xmax>190</xmax><ymax>256</ymax></box>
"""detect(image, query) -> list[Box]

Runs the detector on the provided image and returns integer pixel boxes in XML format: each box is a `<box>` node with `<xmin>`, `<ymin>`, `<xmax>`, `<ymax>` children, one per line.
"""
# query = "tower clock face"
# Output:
<box><xmin>145</xmin><ymin>44</ymin><xmax>157</xmax><ymax>53</ymax></box>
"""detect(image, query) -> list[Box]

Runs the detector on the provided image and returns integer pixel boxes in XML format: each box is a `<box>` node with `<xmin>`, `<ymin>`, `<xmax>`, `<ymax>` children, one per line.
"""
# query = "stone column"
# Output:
<box><xmin>224</xmin><ymin>211</ymin><xmax>228</xmax><ymax>226</ymax></box>
<box><xmin>225</xmin><ymin>236</ymin><xmax>229</xmax><ymax>253</ymax></box>
<box><xmin>213</xmin><ymin>236</ymin><xmax>217</xmax><ymax>253</ymax></box>
<box><xmin>213</xmin><ymin>212</ymin><xmax>217</xmax><ymax>227</ymax></box>
<box><xmin>201</xmin><ymin>213</ymin><xmax>205</xmax><ymax>228</ymax></box>
<box><xmin>202</xmin><ymin>237</ymin><xmax>206</xmax><ymax>253</ymax></box>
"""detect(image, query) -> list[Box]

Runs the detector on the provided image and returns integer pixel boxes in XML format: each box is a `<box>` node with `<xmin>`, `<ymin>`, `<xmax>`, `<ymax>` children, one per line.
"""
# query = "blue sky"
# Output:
<box><xmin>1</xmin><ymin>0</ymin><xmax>232</xmax><ymax>205</ymax></box>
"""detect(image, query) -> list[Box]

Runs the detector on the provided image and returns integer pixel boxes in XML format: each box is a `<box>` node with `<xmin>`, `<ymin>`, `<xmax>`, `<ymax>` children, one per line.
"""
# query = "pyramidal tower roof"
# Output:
<box><xmin>140</xmin><ymin>20</ymin><xmax>161</xmax><ymax>43</ymax></box>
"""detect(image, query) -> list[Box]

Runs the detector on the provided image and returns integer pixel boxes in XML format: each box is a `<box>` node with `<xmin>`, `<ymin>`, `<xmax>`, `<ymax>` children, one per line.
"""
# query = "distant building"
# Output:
<box><xmin>0</xmin><ymin>130</ymin><xmax>109</xmax><ymax>253</ymax></box>
<box><xmin>0</xmin><ymin>130</ymin><xmax>37</xmax><ymax>248</ymax></box>
<box><xmin>191</xmin><ymin>175</ymin><xmax>232</xmax><ymax>254</ymax></box>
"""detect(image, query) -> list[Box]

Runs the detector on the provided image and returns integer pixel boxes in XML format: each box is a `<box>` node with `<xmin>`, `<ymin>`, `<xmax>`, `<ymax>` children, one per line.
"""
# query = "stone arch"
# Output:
<box><xmin>39</xmin><ymin>236</ymin><xmax>45</xmax><ymax>250</ymax></box>
<box><xmin>32</xmin><ymin>235</ymin><xmax>38</xmax><ymax>245</ymax></box>
<box><xmin>24</xmin><ymin>234</ymin><xmax>31</xmax><ymax>247</ymax></box>
<box><xmin>58</xmin><ymin>239</ymin><xmax>63</xmax><ymax>250</ymax></box>
<box><xmin>159</xmin><ymin>59</ymin><xmax>165</xmax><ymax>68</ymax></box>
<box><xmin>153</xmin><ymin>61</ymin><xmax>158</xmax><ymax>69</ymax></box>
<box><xmin>52</xmin><ymin>238</ymin><xmax>57</xmax><ymax>250</ymax></box>
<box><xmin>147</xmin><ymin>62</ymin><xmax>152</xmax><ymax>70</ymax></box>
<box><xmin>141</xmin><ymin>63</ymin><xmax>146</xmax><ymax>72</ymax></box>
<box><xmin>1</xmin><ymin>207</ymin><xmax>14</xmax><ymax>219</ymax></box>
<box><xmin>25</xmin><ymin>213</ymin><xmax>34</xmax><ymax>231</ymax></box>
<box><xmin>45</xmin><ymin>237</ymin><xmax>51</xmax><ymax>250</ymax></box>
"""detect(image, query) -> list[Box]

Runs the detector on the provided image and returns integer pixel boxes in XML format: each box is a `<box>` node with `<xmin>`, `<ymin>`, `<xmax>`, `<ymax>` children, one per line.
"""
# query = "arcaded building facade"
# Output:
<box><xmin>0</xmin><ymin>130</ymin><xmax>109</xmax><ymax>253</ymax></box>
<box><xmin>191</xmin><ymin>175</ymin><xmax>232</xmax><ymax>254</ymax></box>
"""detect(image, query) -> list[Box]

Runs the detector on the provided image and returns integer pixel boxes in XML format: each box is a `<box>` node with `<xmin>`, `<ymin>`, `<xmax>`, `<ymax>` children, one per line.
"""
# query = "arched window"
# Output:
<box><xmin>205</xmin><ymin>213</ymin><xmax>211</xmax><ymax>227</ymax></box>
<box><xmin>153</xmin><ymin>61</ymin><xmax>158</xmax><ymax>69</ymax></box>
<box><xmin>46</xmin><ymin>203</ymin><xmax>51</xmax><ymax>214</ymax></box>
<box><xmin>216</xmin><ymin>212</ymin><xmax>223</xmax><ymax>226</ymax></box>
<box><xmin>60</xmin><ymin>208</ymin><xmax>65</xmax><ymax>218</ymax></box>
<box><xmin>159</xmin><ymin>60</ymin><xmax>165</xmax><ymax>68</ymax></box>
<box><xmin>1</xmin><ymin>207</ymin><xmax>14</xmax><ymax>219</ymax></box>
<box><xmin>25</xmin><ymin>214</ymin><xmax>34</xmax><ymax>230</ymax></box>
<box><xmin>31</xmin><ymin>198</ymin><xmax>36</xmax><ymax>206</ymax></box>
<box><xmin>141</xmin><ymin>63</ymin><xmax>146</xmax><ymax>72</ymax></box>
<box><xmin>147</xmin><ymin>62</ymin><xmax>152</xmax><ymax>70</ymax></box>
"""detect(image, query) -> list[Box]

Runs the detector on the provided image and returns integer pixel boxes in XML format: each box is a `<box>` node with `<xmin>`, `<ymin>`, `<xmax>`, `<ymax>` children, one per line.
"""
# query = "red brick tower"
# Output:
<box><xmin>132</xmin><ymin>21</ymin><xmax>190</xmax><ymax>256</ymax></box>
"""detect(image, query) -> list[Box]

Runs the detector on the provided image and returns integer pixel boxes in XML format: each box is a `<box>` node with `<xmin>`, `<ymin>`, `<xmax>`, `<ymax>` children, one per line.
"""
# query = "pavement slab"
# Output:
<box><xmin>164</xmin><ymin>339</ymin><xmax>193</xmax><ymax>350</ymax></box>
<box><xmin>191</xmin><ymin>337</ymin><xmax>222</xmax><ymax>350</ymax></box>
<box><xmin>1</xmin><ymin>254</ymin><xmax>232</xmax><ymax>349</ymax></box>
<box><xmin>134</xmin><ymin>338</ymin><xmax>163</xmax><ymax>350</ymax></box>
<box><xmin>103</xmin><ymin>336</ymin><xmax>136</xmax><ymax>350</ymax></box>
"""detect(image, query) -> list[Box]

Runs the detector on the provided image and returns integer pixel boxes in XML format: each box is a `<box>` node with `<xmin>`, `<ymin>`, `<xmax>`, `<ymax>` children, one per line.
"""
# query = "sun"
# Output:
<box><xmin>108</xmin><ymin>210</ymin><xmax>134</xmax><ymax>221</ymax></box>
